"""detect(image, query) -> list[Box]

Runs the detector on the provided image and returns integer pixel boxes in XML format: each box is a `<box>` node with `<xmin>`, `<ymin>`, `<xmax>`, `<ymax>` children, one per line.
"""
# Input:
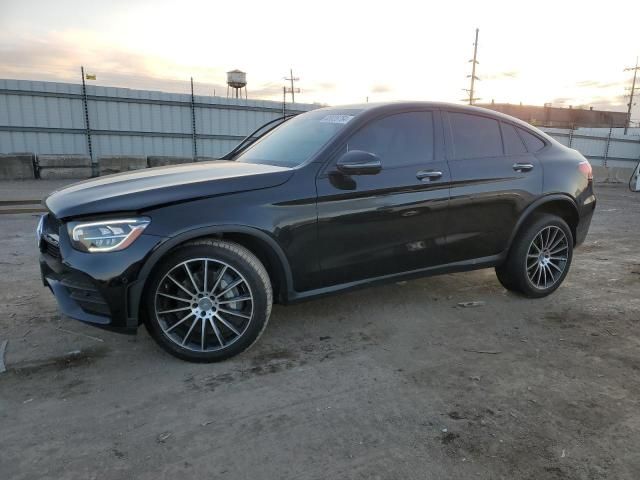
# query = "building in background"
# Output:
<box><xmin>478</xmin><ymin>102</ymin><xmax>628</xmax><ymax>129</ymax></box>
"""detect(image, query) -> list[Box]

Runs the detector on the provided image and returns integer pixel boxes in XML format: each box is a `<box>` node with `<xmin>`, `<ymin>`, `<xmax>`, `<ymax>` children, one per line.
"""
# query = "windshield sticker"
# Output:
<box><xmin>319</xmin><ymin>115</ymin><xmax>354</xmax><ymax>124</ymax></box>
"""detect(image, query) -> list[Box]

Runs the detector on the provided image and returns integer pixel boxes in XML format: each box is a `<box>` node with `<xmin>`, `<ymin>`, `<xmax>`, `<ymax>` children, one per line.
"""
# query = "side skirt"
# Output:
<box><xmin>285</xmin><ymin>253</ymin><xmax>506</xmax><ymax>304</ymax></box>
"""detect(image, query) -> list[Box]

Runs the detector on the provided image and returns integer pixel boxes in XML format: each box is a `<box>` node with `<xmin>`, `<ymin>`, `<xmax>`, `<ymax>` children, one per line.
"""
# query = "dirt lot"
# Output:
<box><xmin>1</xmin><ymin>182</ymin><xmax>639</xmax><ymax>480</ymax></box>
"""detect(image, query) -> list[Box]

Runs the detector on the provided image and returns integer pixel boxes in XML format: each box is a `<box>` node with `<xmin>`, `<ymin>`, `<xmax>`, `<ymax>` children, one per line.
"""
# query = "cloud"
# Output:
<box><xmin>583</xmin><ymin>95</ymin><xmax>627</xmax><ymax>110</ymax></box>
<box><xmin>290</xmin><ymin>81</ymin><xmax>337</xmax><ymax>96</ymax></box>
<box><xmin>0</xmin><ymin>31</ymin><xmax>262</xmax><ymax>98</ymax></box>
<box><xmin>371</xmin><ymin>84</ymin><xmax>391</xmax><ymax>93</ymax></box>
<box><xmin>550</xmin><ymin>97</ymin><xmax>571</xmax><ymax>105</ymax></box>
<box><xmin>0</xmin><ymin>31</ymin><xmax>346</xmax><ymax>102</ymax></box>
<box><xmin>318</xmin><ymin>81</ymin><xmax>336</xmax><ymax>90</ymax></box>
<box><xmin>483</xmin><ymin>70</ymin><xmax>519</xmax><ymax>80</ymax></box>
<box><xmin>247</xmin><ymin>82</ymin><xmax>284</xmax><ymax>98</ymax></box>
<box><xmin>575</xmin><ymin>80</ymin><xmax>622</xmax><ymax>89</ymax></box>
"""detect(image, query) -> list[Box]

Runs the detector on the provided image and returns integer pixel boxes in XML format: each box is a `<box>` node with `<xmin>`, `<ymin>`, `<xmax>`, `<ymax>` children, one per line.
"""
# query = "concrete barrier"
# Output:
<box><xmin>147</xmin><ymin>156</ymin><xmax>195</xmax><ymax>168</ymax></box>
<box><xmin>98</xmin><ymin>155</ymin><xmax>147</xmax><ymax>176</ymax></box>
<box><xmin>0</xmin><ymin>153</ymin><xmax>36</xmax><ymax>179</ymax></box>
<box><xmin>592</xmin><ymin>165</ymin><xmax>637</xmax><ymax>184</ymax></box>
<box><xmin>38</xmin><ymin>155</ymin><xmax>92</xmax><ymax>179</ymax></box>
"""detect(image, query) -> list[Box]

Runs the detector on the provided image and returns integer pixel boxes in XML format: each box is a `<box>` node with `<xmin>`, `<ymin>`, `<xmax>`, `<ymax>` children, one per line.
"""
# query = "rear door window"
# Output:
<box><xmin>449</xmin><ymin>113</ymin><xmax>503</xmax><ymax>159</ymax></box>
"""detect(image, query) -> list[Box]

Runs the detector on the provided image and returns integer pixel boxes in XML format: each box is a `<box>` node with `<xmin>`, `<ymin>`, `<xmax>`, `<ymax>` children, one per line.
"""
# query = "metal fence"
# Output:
<box><xmin>541</xmin><ymin>127</ymin><xmax>640</xmax><ymax>169</ymax></box>
<box><xmin>0</xmin><ymin>79</ymin><xmax>318</xmax><ymax>160</ymax></box>
<box><xmin>1</xmin><ymin>79</ymin><xmax>638</xmax><ymax>169</ymax></box>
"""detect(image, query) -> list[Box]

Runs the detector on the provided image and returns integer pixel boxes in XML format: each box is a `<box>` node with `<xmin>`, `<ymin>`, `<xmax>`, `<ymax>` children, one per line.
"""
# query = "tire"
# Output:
<box><xmin>495</xmin><ymin>214</ymin><xmax>573</xmax><ymax>298</ymax></box>
<box><xmin>144</xmin><ymin>239</ymin><xmax>272</xmax><ymax>362</ymax></box>
<box><xmin>495</xmin><ymin>263</ymin><xmax>520</xmax><ymax>293</ymax></box>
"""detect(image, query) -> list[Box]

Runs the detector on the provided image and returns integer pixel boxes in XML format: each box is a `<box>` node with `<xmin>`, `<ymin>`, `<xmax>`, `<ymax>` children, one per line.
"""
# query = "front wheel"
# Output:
<box><xmin>496</xmin><ymin>215</ymin><xmax>573</xmax><ymax>298</ymax></box>
<box><xmin>144</xmin><ymin>239</ymin><xmax>272</xmax><ymax>362</ymax></box>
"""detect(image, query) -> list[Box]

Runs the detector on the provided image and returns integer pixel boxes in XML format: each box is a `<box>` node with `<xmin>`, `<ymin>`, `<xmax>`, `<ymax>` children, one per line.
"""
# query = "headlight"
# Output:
<box><xmin>36</xmin><ymin>214</ymin><xmax>45</xmax><ymax>247</ymax></box>
<box><xmin>68</xmin><ymin>218</ymin><xmax>150</xmax><ymax>252</ymax></box>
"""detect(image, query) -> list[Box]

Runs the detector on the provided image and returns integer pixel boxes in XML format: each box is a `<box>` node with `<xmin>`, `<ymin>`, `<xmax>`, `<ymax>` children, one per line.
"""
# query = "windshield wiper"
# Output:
<box><xmin>221</xmin><ymin>114</ymin><xmax>298</xmax><ymax>160</ymax></box>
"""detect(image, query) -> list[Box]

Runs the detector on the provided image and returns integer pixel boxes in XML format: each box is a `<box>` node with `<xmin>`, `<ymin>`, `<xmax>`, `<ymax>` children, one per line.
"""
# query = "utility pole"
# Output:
<box><xmin>80</xmin><ymin>66</ymin><xmax>93</xmax><ymax>163</ymax></box>
<box><xmin>463</xmin><ymin>28</ymin><xmax>480</xmax><ymax>105</ymax></box>
<box><xmin>624</xmin><ymin>57</ymin><xmax>639</xmax><ymax>135</ymax></box>
<box><xmin>190</xmin><ymin>77</ymin><xmax>198</xmax><ymax>160</ymax></box>
<box><xmin>284</xmin><ymin>68</ymin><xmax>300</xmax><ymax>103</ymax></box>
<box><xmin>282</xmin><ymin>86</ymin><xmax>286</xmax><ymax>118</ymax></box>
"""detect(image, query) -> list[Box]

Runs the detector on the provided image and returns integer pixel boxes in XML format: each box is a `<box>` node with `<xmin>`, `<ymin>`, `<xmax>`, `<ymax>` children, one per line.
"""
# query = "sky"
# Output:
<box><xmin>0</xmin><ymin>0</ymin><xmax>639</xmax><ymax>119</ymax></box>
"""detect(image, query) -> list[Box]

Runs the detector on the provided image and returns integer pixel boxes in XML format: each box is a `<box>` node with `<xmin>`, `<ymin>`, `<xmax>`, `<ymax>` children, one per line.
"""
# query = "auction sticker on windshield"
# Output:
<box><xmin>319</xmin><ymin>115</ymin><xmax>354</xmax><ymax>124</ymax></box>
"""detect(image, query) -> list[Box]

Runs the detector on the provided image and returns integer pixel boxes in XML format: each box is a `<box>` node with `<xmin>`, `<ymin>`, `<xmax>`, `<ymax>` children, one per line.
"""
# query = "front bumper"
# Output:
<box><xmin>39</xmin><ymin>220</ymin><xmax>165</xmax><ymax>333</ymax></box>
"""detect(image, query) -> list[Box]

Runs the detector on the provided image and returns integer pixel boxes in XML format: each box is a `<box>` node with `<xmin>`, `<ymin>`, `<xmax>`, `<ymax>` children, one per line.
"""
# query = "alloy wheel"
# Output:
<box><xmin>154</xmin><ymin>258</ymin><xmax>254</xmax><ymax>352</ymax></box>
<box><xmin>525</xmin><ymin>226</ymin><xmax>569</xmax><ymax>290</ymax></box>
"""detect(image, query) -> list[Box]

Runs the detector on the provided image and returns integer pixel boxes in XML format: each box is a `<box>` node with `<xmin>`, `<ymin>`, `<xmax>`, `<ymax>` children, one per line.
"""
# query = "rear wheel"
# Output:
<box><xmin>145</xmin><ymin>240</ymin><xmax>272</xmax><ymax>362</ymax></box>
<box><xmin>496</xmin><ymin>215</ymin><xmax>573</xmax><ymax>298</ymax></box>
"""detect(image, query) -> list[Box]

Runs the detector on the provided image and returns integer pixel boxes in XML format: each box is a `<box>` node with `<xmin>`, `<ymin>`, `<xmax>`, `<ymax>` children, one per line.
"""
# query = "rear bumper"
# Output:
<box><xmin>575</xmin><ymin>192</ymin><xmax>596</xmax><ymax>246</ymax></box>
<box><xmin>39</xmin><ymin>230</ymin><xmax>164</xmax><ymax>333</ymax></box>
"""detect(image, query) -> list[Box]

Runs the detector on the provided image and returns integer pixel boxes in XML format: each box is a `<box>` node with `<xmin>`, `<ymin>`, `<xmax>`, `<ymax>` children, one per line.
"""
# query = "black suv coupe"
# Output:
<box><xmin>38</xmin><ymin>102</ymin><xmax>596</xmax><ymax>361</ymax></box>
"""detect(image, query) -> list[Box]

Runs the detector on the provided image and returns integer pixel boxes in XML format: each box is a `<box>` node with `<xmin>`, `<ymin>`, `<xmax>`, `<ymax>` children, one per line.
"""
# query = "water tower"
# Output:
<box><xmin>227</xmin><ymin>70</ymin><xmax>247</xmax><ymax>99</ymax></box>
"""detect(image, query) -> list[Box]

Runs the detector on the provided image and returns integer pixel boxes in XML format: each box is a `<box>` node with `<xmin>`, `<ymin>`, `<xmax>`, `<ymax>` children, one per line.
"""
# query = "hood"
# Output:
<box><xmin>45</xmin><ymin>160</ymin><xmax>293</xmax><ymax>219</ymax></box>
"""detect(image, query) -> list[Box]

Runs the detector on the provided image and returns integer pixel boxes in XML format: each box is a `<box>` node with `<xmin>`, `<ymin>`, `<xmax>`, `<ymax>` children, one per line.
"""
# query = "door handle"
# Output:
<box><xmin>513</xmin><ymin>163</ymin><xmax>534</xmax><ymax>172</ymax></box>
<box><xmin>416</xmin><ymin>170</ymin><xmax>443</xmax><ymax>181</ymax></box>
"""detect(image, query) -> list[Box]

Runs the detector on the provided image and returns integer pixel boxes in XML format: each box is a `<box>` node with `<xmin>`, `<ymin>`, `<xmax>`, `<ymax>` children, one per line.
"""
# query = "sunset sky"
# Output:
<box><xmin>1</xmin><ymin>0</ymin><xmax>638</xmax><ymax>119</ymax></box>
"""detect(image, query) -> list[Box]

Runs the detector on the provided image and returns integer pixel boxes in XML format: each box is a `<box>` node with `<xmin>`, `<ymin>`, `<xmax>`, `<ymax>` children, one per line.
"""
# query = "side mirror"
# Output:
<box><xmin>336</xmin><ymin>150</ymin><xmax>382</xmax><ymax>176</ymax></box>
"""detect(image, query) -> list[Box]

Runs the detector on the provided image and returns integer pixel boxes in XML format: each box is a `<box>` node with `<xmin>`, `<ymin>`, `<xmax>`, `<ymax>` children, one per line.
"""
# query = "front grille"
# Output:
<box><xmin>40</xmin><ymin>213</ymin><xmax>62</xmax><ymax>259</ymax></box>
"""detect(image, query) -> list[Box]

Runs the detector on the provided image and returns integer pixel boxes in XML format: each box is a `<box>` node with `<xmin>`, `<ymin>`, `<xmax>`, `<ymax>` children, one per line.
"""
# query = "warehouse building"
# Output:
<box><xmin>478</xmin><ymin>102</ymin><xmax>628</xmax><ymax>129</ymax></box>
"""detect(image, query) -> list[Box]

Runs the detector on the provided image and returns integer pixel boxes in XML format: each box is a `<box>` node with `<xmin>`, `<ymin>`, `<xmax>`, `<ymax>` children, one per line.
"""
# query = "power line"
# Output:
<box><xmin>624</xmin><ymin>57</ymin><xmax>639</xmax><ymax>135</ymax></box>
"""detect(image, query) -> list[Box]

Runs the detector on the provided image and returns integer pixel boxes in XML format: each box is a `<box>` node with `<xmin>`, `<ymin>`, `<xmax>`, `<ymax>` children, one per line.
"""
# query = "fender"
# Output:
<box><xmin>125</xmin><ymin>225</ymin><xmax>294</xmax><ymax>327</ymax></box>
<box><xmin>505</xmin><ymin>193</ymin><xmax>579</xmax><ymax>253</ymax></box>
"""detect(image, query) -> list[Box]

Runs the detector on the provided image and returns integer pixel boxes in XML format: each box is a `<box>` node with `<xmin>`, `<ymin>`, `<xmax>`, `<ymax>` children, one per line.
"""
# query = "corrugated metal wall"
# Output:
<box><xmin>541</xmin><ymin>127</ymin><xmax>640</xmax><ymax>168</ymax></box>
<box><xmin>0</xmin><ymin>79</ymin><xmax>318</xmax><ymax>159</ymax></box>
<box><xmin>2</xmin><ymin>80</ymin><xmax>637</xmax><ymax>168</ymax></box>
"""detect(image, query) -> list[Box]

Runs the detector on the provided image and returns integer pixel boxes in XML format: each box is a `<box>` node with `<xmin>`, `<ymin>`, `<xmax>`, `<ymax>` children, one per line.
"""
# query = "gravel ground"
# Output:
<box><xmin>0</xmin><ymin>182</ymin><xmax>639</xmax><ymax>480</ymax></box>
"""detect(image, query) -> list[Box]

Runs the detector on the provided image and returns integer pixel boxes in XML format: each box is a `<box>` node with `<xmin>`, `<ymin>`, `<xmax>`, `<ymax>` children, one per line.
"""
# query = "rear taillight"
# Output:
<box><xmin>578</xmin><ymin>160</ymin><xmax>593</xmax><ymax>181</ymax></box>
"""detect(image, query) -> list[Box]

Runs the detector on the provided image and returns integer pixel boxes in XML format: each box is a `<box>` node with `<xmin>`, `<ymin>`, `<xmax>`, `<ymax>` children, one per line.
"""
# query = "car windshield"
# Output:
<box><xmin>235</xmin><ymin>108</ymin><xmax>362</xmax><ymax>168</ymax></box>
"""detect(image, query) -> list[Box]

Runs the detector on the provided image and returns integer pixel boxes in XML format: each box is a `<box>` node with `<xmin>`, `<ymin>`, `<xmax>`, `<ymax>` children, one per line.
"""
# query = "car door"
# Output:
<box><xmin>443</xmin><ymin>111</ymin><xmax>544</xmax><ymax>263</ymax></box>
<box><xmin>315</xmin><ymin>110</ymin><xmax>450</xmax><ymax>287</ymax></box>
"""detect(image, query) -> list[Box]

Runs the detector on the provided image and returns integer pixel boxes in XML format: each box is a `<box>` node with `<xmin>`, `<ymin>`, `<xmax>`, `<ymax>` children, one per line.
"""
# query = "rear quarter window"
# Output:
<box><xmin>517</xmin><ymin>127</ymin><xmax>546</xmax><ymax>153</ymax></box>
<box><xmin>501</xmin><ymin>123</ymin><xmax>527</xmax><ymax>155</ymax></box>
